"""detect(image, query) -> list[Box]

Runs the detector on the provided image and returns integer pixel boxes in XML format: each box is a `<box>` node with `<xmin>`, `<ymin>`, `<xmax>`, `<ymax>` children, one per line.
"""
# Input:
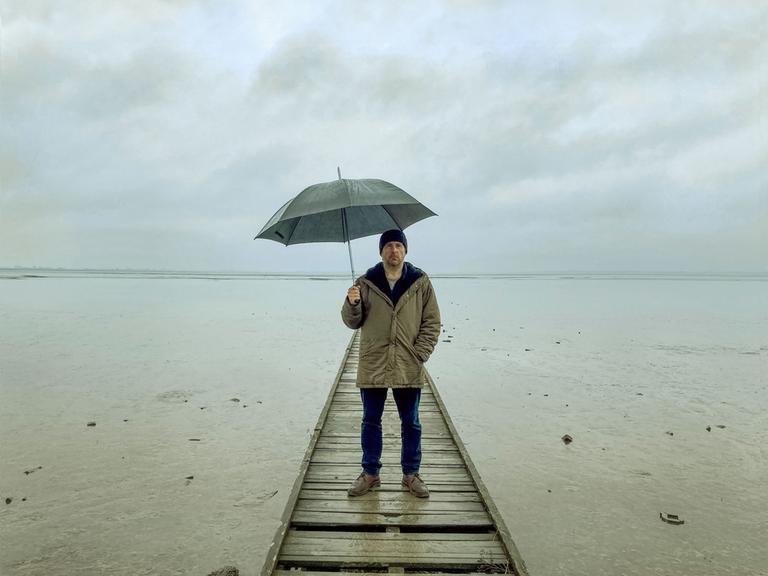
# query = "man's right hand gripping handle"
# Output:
<box><xmin>347</xmin><ymin>285</ymin><xmax>361</xmax><ymax>305</ymax></box>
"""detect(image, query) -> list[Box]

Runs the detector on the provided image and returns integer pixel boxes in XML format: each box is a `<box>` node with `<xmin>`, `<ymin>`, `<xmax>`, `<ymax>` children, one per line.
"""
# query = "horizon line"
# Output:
<box><xmin>2</xmin><ymin>266</ymin><xmax>767</xmax><ymax>277</ymax></box>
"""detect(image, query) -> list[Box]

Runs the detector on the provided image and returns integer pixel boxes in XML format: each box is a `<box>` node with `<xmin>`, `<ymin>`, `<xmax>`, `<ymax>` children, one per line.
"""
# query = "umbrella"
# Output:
<box><xmin>255</xmin><ymin>169</ymin><xmax>436</xmax><ymax>282</ymax></box>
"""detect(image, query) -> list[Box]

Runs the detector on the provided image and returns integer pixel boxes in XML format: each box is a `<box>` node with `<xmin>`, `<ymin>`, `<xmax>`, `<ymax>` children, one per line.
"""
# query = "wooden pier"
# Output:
<box><xmin>261</xmin><ymin>332</ymin><xmax>528</xmax><ymax>576</ymax></box>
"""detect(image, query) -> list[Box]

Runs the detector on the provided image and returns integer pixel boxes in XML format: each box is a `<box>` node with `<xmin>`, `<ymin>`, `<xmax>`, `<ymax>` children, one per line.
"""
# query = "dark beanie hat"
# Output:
<box><xmin>379</xmin><ymin>229</ymin><xmax>408</xmax><ymax>254</ymax></box>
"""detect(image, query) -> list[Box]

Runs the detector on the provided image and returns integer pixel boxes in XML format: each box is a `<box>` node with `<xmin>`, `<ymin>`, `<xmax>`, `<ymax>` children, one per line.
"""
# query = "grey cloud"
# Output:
<box><xmin>1</xmin><ymin>1</ymin><xmax>765</xmax><ymax>272</ymax></box>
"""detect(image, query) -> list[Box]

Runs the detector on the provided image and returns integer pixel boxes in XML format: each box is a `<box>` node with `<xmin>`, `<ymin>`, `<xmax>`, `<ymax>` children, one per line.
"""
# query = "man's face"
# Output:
<box><xmin>381</xmin><ymin>241</ymin><xmax>405</xmax><ymax>266</ymax></box>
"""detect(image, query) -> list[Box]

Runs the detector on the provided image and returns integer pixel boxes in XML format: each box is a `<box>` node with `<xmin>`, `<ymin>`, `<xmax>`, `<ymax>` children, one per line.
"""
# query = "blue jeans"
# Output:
<box><xmin>360</xmin><ymin>388</ymin><xmax>422</xmax><ymax>476</ymax></box>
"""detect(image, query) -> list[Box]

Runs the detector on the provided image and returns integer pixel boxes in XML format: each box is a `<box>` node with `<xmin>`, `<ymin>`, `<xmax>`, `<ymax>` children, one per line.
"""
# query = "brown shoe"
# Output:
<box><xmin>402</xmin><ymin>473</ymin><xmax>429</xmax><ymax>498</ymax></box>
<box><xmin>347</xmin><ymin>472</ymin><xmax>381</xmax><ymax>497</ymax></box>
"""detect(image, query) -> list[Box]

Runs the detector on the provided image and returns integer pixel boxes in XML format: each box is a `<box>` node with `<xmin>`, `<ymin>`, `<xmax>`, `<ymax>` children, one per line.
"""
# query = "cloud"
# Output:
<box><xmin>0</xmin><ymin>0</ymin><xmax>765</xmax><ymax>272</ymax></box>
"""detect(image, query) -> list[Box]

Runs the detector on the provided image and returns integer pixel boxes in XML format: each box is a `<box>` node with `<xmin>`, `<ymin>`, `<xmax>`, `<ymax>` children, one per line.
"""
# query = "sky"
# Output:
<box><xmin>1</xmin><ymin>0</ymin><xmax>766</xmax><ymax>274</ymax></box>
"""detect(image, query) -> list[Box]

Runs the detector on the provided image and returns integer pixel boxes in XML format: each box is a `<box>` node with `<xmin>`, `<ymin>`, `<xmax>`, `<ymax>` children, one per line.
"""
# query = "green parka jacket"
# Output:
<box><xmin>341</xmin><ymin>262</ymin><xmax>441</xmax><ymax>388</ymax></box>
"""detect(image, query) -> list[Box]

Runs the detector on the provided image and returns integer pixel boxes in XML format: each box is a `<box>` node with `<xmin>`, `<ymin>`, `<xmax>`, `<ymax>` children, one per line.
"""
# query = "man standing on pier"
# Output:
<box><xmin>341</xmin><ymin>229</ymin><xmax>441</xmax><ymax>498</ymax></box>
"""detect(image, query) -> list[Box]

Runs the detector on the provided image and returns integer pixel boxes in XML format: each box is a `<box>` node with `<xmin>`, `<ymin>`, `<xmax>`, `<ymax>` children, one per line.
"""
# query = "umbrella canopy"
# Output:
<box><xmin>255</xmin><ymin>176</ymin><xmax>436</xmax><ymax>282</ymax></box>
<box><xmin>255</xmin><ymin>178</ymin><xmax>436</xmax><ymax>245</ymax></box>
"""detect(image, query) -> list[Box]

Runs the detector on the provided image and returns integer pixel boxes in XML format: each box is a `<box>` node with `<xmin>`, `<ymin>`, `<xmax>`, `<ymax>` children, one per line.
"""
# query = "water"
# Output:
<box><xmin>1</xmin><ymin>271</ymin><xmax>766</xmax><ymax>575</ymax></box>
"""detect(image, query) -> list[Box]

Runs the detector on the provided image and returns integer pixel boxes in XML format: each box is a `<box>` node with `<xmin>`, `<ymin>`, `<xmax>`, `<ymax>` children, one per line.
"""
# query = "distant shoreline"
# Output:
<box><xmin>1</xmin><ymin>268</ymin><xmax>766</xmax><ymax>281</ymax></box>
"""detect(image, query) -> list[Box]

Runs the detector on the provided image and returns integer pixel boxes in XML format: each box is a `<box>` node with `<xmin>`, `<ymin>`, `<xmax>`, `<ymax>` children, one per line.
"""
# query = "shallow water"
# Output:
<box><xmin>0</xmin><ymin>272</ymin><xmax>766</xmax><ymax>575</ymax></box>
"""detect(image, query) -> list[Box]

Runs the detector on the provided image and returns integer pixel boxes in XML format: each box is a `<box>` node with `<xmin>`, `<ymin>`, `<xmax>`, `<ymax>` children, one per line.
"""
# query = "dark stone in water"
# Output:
<box><xmin>561</xmin><ymin>434</ymin><xmax>573</xmax><ymax>445</ymax></box>
<box><xmin>5</xmin><ymin>497</ymin><xmax>12</xmax><ymax>505</ymax></box>
<box><xmin>87</xmin><ymin>421</ymin><xmax>96</xmax><ymax>427</ymax></box>
<box><xmin>706</xmin><ymin>426</ymin><xmax>711</xmax><ymax>432</ymax></box>
<box><xmin>207</xmin><ymin>566</ymin><xmax>239</xmax><ymax>576</ymax></box>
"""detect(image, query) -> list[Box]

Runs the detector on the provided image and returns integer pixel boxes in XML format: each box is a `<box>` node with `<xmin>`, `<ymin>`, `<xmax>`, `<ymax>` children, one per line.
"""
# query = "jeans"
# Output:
<box><xmin>360</xmin><ymin>387</ymin><xmax>422</xmax><ymax>476</ymax></box>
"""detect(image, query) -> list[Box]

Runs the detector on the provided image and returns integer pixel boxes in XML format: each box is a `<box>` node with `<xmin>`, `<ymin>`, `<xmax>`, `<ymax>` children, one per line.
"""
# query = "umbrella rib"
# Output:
<box><xmin>380</xmin><ymin>204</ymin><xmax>400</xmax><ymax>230</ymax></box>
<box><xmin>284</xmin><ymin>215</ymin><xmax>302</xmax><ymax>244</ymax></box>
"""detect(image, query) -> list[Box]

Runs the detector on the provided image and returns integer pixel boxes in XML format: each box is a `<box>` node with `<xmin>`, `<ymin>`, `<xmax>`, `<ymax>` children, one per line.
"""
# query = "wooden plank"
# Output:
<box><xmin>294</xmin><ymin>499</ymin><xmax>486</xmax><ymax>514</ymax></box>
<box><xmin>306</xmin><ymin>464</ymin><xmax>474</xmax><ymax>479</ymax></box>
<box><xmin>313</xmin><ymin>444</ymin><xmax>460</xmax><ymax>452</ymax></box>
<box><xmin>301</xmin><ymin>481</ymin><xmax>478</xmax><ymax>493</ymax></box>
<box><xmin>274</xmin><ymin>570</ymin><xmax>498</xmax><ymax>576</ymax></box>
<box><xmin>297</xmin><ymin>489</ymin><xmax>482</xmax><ymax>502</ymax></box>
<box><xmin>319</xmin><ymin>431</ymin><xmax>449</xmax><ymax>439</ymax></box>
<box><xmin>291</xmin><ymin>510</ymin><xmax>494</xmax><ymax>527</ymax></box>
<box><xmin>310</xmin><ymin>452</ymin><xmax>464</xmax><ymax>466</ymax></box>
<box><xmin>285</xmin><ymin>530</ymin><xmax>497</xmax><ymax>541</ymax></box>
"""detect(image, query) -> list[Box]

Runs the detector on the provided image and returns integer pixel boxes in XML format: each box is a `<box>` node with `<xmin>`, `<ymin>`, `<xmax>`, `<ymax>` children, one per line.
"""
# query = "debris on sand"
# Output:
<box><xmin>715</xmin><ymin>424</ymin><xmax>726</xmax><ymax>429</ymax></box>
<box><xmin>207</xmin><ymin>565</ymin><xmax>240</xmax><ymax>576</ymax></box>
<box><xmin>86</xmin><ymin>421</ymin><xmax>96</xmax><ymax>427</ymax></box>
<box><xmin>660</xmin><ymin>512</ymin><xmax>685</xmax><ymax>525</ymax></box>
<box><xmin>230</xmin><ymin>398</ymin><xmax>240</xmax><ymax>403</ymax></box>
<box><xmin>5</xmin><ymin>497</ymin><xmax>12</xmax><ymax>505</ymax></box>
<box><xmin>561</xmin><ymin>434</ymin><xmax>573</xmax><ymax>445</ymax></box>
<box><xmin>706</xmin><ymin>426</ymin><xmax>711</xmax><ymax>432</ymax></box>
<box><xmin>24</xmin><ymin>466</ymin><xmax>43</xmax><ymax>475</ymax></box>
<box><xmin>665</xmin><ymin>431</ymin><xmax>674</xmax><ymax>436</ymax></box>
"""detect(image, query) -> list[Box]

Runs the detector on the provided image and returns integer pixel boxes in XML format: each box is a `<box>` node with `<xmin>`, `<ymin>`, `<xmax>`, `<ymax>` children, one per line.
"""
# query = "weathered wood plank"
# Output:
<box><xmin>297</xmin><ymin>489</ymin><xmax>482</xmax><ymax>502</ymax></box>
<box><xmin>285</xmin><ymin>530</ymin><xmax>497</xmax><ymax>541</ymax></box>
<box><xmin>310</xmin><ymin>452</ymin><xmax>464</xmax><ymax>466</ymax></box>
<box><xmin>301</xmin><ymin>481</ymin><xmax>478</xmax><ymax>492</ymax></box>
<box><xmin>295</xmin><ymin>499</ymin><xmax>486</xmax><ymax>514</ymax></box>
<box><xmin>275</xmin><ymin>571</ymin><xmax>496</xmax><ymax>576</ymax></box>
<box><xmin>291</xmin><ymin>510</ymin><xmax>494</xmax><ymax>527</ymax></box>
<box><xmin>315</xmin><ymin>440</ymin><xmax>458</xmax><ymax>451</ymax></box>
<box><xmin>306</xmin><ymin>464</ymin><xmax>474</xmax><ymax>479</ymax></box>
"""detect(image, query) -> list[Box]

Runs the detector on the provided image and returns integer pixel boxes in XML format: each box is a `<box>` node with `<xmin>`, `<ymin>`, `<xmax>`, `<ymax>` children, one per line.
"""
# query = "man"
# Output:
<box><xmin>341</xmin><ymin>229</ymin><xmax>441</xmax><ymax>498</ymax></box>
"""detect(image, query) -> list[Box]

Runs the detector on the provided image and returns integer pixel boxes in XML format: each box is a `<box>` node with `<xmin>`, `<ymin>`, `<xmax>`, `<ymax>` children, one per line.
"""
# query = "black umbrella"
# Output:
<box><xmin>255</xmin><ymin>169</ymin><xmax>436</xmax><ymax>282</ymax></box>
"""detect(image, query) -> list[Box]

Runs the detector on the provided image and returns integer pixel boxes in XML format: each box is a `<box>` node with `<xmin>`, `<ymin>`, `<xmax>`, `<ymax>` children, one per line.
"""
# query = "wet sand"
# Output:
<box><xmin>1</xmin><ymin>273</ymin><xmax>766</xmax><ymax>575</ymax></box>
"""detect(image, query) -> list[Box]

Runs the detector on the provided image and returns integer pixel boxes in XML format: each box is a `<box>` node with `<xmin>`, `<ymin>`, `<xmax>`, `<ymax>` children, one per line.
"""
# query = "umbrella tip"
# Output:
<box><xmin>337</xmin><ymin>166</ymin><xmax>342</xmax><ymax>180</ymax></box>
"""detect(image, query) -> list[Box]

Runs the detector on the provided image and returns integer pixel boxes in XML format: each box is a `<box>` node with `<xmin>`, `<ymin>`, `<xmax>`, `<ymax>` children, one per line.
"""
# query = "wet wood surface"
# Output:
<box><xmin>260</xmin><ymin>332</ymin><xmax>528</xmax><ymax>575</ymax></box>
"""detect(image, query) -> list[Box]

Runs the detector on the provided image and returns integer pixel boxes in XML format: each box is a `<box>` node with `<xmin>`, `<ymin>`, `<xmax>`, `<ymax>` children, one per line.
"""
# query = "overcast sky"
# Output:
<box><xmin>1</xmin><ymin>1</ymin><xmax>766</xmax><ymax>273</ymax></box>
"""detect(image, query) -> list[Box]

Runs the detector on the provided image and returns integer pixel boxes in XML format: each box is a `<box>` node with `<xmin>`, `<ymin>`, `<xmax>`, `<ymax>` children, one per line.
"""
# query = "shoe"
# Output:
<box><xmin>347</xmin><ymin>472</ymin><xmax>381</xmax><ymax>496</ymax></box>
<box><xmin>402</xmin><ymin>473</ymin><xmax>429</xmax><ymax>498</ymax></box>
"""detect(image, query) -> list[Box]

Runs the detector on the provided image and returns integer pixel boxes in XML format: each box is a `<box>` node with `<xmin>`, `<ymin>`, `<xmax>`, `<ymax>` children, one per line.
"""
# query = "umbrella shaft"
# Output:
<box><xmin>341</xmin><ymin>208</ymin><xmax>356</xmax><ymax>283</ymax></box>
